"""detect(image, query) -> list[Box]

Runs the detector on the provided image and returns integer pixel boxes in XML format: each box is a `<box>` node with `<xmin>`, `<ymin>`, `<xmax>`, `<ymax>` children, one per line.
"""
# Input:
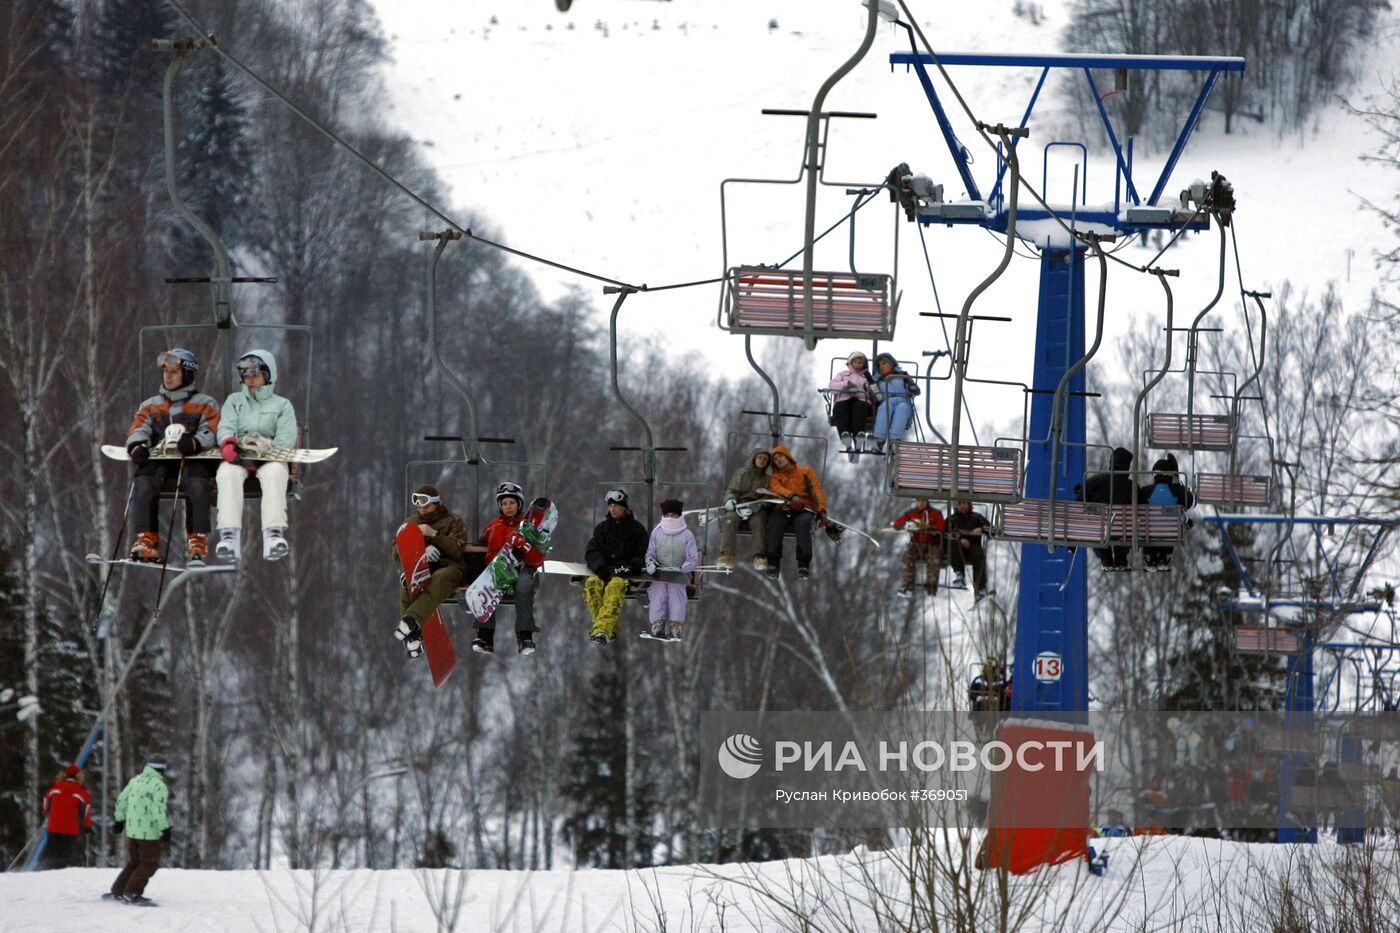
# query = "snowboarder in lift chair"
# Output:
<box><xmin>126</xmin><ymin>349</ymin><xmax>221</xmax><ymax>564</ymax></box>
<box><xmin>893</xmin><ymin>497</ymin><xmax>945</xmax><ymax>599</ymax></box>
<box><xmin>393</xmin><ymin>484</ymin><xmax>470</xmax><ymax>658</ymax></box>
<box><xmin>39</xmin><ymin>763</ymin><xmax>92</xmax><ymax>870</ymax></box>
<box><xmin>947</xmin><ymin>499</ymin><xmax>992</xmax><ymax>599</ymax></box>
<box><xmin>1139</xmin><ymin>453</ymin><xmax>1194</xmax><ymax>571</ymax></box>
<box><xmin>583</xmin><ymin>488</ymin><xmax>649</xmax><ymax>645</ymax></box>
<box><xmin>870</xmin><ymin>352</ymin><xmax>919</xmax><ymax>454</ymax></box>
<box><xmin>645</xmin><ymin>498</ymin><xmax>700</xmax><ymax>641</ymax></box>
<box><xmin>827</xmin><ymin>349</ymin><xmax>875</xmax><ymax>461</ymax></box>
<box><xmin>108</xmin><ymin>754</ymin><xmax>171</xmax><ymax>905</ymax></box>
<box><xmin>473</xmin><ymin>481</ymin><xmax>545</xmax><ymax>656</ymax></box>
<box><xmin>717</xmin><ymin>448</ymin><xmax>771</xmax><ymax>571</ymax></box>
<box><xmin>214</xmin><ymin>350</ymin><xmax>298</xmax><ymax>563</ymax></box>
<box><xmin>1078</xmin><ymin>446</ymin><xmax>1135</xmax><ymax>570</ymax></box>
<box><xmin>760</xmin><ymin>445</ymin><xmax>827</xmax><ymax>581</ymax></box>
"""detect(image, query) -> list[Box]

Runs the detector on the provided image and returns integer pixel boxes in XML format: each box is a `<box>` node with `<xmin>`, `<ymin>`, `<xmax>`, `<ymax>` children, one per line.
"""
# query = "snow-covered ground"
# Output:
<box><xmin>4</xmin><ymin>834</ymin><xmax>1393</xmax><ymax>931</ymax></box>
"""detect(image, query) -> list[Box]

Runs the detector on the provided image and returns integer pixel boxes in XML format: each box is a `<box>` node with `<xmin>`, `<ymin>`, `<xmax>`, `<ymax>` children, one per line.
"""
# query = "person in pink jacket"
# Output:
<box><xmin>827</xmin><ymin>350</ymin><xmax>874</xmax><ymax>461</ymax></box>
<box><xmin>644</xmin><ymin>499</ymin><xmax>700</xmax><ymax>641</ymax></box>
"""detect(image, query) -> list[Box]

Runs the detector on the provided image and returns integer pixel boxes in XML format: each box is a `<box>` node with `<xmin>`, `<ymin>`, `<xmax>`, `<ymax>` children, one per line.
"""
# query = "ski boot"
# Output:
<box><xmin>186</xmin><ymin>533</ymin><xmax>208</xmax><ymax>567</ymax></box>
<box><xmin>797</xmin><ymin>565</ymin><xmax>810</xmax><ymax>581</ymax></box>
<box><xmin>951</xmin><ymin>574</ymin><xmax>967</xmax><ymax>589</ymax></box>
<box><xmin>897</xmin><ymin>587</ymin><xmax>912</xmax><ymax>599</ymax></box>
<box><xmin>648</xmin><ymin>620</ymin><xmax>667</xmax><ymax>639</ymax></box>
<box><xmin>516</xmin><ymin>632</ymin><xmax>535</xmax><ymax>656</ymax></box>
<box><xmin>129</xmin><ymin>532</ymin><xmax>161</xmax><ymax>563</ymax></box>
<box><xmin>395</xmin><ymin>616</ymin><xmax>424</xmax><ymax>658</ymax></box>
<box><xmin>263</xmin><ymin>526</ymin><xmax>289</xmax><ymax>561</ymax></box>
<box><xmin>764</xmin><ymin>564</ymin><xmax>780</xmax><ymax>580</ymax></box>
<box><xmin>717</xmin><ymin>554</ymin><xmax>737</xmax><ymax>571</ymax></box>
<box><xmin>590</xmin><ymin>631</ymin><xmax>611</xmax><ymax>646</ymax></box>
<box><xmin>472</xmin><ymin>628</ymin><xmax>495</xmax><ymax>655</ymax></box>
<box><xmin>666</xmin><ymin>621</ymin><xmax>684</xmax><ymax>642</ymax></box>
<box><xmin>841</xmin><ymin>431</ymin><xmax>857</xmax><ymax>463</ymax></box>
<box><xmin>752</xmin><ymin>555</ymin><xmax>769</xmax><ymax>572</ymax></box>
<box><xmin>214</xmin><ymin>528</ymin><xmax>241</xmax><ymax>564</ymax></box>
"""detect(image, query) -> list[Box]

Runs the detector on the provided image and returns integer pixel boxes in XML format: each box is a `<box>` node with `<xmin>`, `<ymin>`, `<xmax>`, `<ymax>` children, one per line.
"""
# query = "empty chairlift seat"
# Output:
<box><xmin>1234</xmin><ymin>625</ymin><xmax>1299</xmax><ymax>655</ymax></box>
<box><xmin>1195</xmin><ymin>472</ymin><xmax>1272</xmax><ymax>508</ymax></box>
<box><xmin>888</xmin><ymin>442</ymin><xmax>1023</xmax><ymax>503</ymax></box>
<box><xmin>1146</xmin><ymin>413</ymin><xmax>1235</xmax><ymax>451</ymax></box>
<box><xmin>724</xmin><ymin>267</ymin><xmax>896</xmax><ymax>340</ymax></box>
<box><xmin>996</xmin><ymin>499</ymin><xmax>1110</xmax><ymax>546</ymax></box>
<box><xmin>1106</xmin><ymin>504</ymin><xmax>1183</xmax><ymax>546</ymax></box>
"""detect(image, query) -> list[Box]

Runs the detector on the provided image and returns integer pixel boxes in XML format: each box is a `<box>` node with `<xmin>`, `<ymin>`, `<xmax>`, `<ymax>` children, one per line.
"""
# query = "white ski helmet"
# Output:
<box><xmin>495</xmin><ymin>481</ymin><xmax>524</xmax><ymax>509</ymax></box>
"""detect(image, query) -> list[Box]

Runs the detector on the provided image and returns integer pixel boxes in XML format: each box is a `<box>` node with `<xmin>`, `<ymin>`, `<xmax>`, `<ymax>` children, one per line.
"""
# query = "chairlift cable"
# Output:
<box><xmin>915</xmin><ymin>223</ymin><xmax>980</xmax><ymax>447</ymax></box>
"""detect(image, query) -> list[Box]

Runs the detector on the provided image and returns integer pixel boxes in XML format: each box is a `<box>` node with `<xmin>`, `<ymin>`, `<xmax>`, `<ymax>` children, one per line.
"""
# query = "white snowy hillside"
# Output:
<box><xmin>373</xmin><ymin>0</ymin><xmax>1397</xmax><ymax>398</ymax></box>
<box><xmin>5</xmin><ymin>834</ymin><xmax>1398</xmax><ymax>932</ymax></box>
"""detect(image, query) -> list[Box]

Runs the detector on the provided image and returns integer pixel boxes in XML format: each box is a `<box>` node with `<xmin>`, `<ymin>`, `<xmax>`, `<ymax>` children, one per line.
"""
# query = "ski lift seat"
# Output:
<box><xmin>725</xmin><ymin>267</ymin><xmax>895</xmax><ymax>340</ymax></box>
<box><xmin>1106</xmin><ymin>504</ymin><xmax>1182</xmax><ymax>546</ymax></box>
<box><xmin>888</xmin><ymin>442</ymin><xmax>1023</xmax><ymax>503</ymax></box>
<box><xmin>1234</xmin><ymin>625</ymin><xmax>1300</xmax><ymax>655</ymax></box>
<box><xmin>1195</xmin><ymin>472</ymin><xmax>1271</xmax><ymax>507</ymax></box>
<box><xmin>1146</xmin><ymin>413</ymin><xmax>1235</xmax><ymax>451</ymax></box>
<box><xmin>557</xmin><ymin>567</ymin><xmax>700</xmax><ymax>602</ymax></box>
<box><xmin>995</xmin><ymin>499</ymin><xmax>1109</xmax><ymax>546</ymax></box>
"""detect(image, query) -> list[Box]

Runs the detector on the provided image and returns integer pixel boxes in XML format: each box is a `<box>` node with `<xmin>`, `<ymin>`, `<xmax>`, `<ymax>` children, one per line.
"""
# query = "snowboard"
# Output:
<box><xmin>102</xmin><ymin>443</ymin><xmax>337</xmax><ymax>464</ymax></box>
<box><xmin>461</xmin><ymin>498</ymin><xmax>559</xmax><ymax>626</ymax></box>
<box><xmin>683</xmin><ymin>497</ymin><xmax>785</xmax><ymax>526</ymax></box>
<box><xmin>799</xmin><ymin>507</ymin><xmax>881</xmax><ymax>548</ymax></box>
<box><xmin>395</xmin><ymin>523</ymin><xmax>457</xmax><ymax>687</ymax></box>
<box><xmin>639</xmin><ymin>631</ymin><xmax>682</xmax><ymax>644</ymax></box>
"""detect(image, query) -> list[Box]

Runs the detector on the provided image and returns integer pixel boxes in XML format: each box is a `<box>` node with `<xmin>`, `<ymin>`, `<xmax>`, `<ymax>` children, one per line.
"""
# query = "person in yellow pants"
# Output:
<box><xmin>583</xmin><ymin>489</ymin><xmax>648</xmax><ymax>644</ymax></box>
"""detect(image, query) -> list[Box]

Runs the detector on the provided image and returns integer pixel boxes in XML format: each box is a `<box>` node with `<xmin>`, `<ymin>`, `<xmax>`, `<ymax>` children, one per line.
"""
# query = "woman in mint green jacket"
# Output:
<box><xmin>109</xmin><ymin>756</ymin><xmax>170</xmax><ymax>904</ymax></box>
<box><xmin>215</xmin><ymin>350</ymin><xmax>298</xmax><ymax>562</ymax></box>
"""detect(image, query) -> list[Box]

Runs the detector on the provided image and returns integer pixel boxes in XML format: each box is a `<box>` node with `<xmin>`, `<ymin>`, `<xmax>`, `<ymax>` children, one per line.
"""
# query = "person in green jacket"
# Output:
<box><xmin>214</xmin><ymin>349</ymin><xmax>299</xmax><ymax>563</ymax></box>
<box><xmin>717</xmin><ymin>448</ymin><xmax>772</xmax><ymax>571</ymax></box>
<box><xmin>108</xmin><ymin>755</ymin><xmax>171</xmax><ymax>905</ymax></box>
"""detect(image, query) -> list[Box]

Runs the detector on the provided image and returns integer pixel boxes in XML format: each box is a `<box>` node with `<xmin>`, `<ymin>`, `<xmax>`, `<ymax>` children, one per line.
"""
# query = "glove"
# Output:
<box><xmin>220</xmin><ymin>437</ymin><xmax>240</xmax><ymax>463</ymax></box>
<box><xmin>176</xmin><ymin>433</ymin><xmax>200</xmax><ymax>456</ymax></box>
<box><xmin>645</xmin><ymin>558</ymin><xmax>658</xmax><ymax>575</ymax></box>
<box><xmin>127</xmin><ymin>442</ymin><xmax>150</xmax><ymax>466</ymax></box>
<box><xmin>423</xmin><ymin>545</ymin><xmax>441</xmax><ymax>564</ymax></box>
<box><xmin>160</xmin><ymin>827</ymin><xmax>171</xmax><ymax>843</ymax></box>
<box><xmin>724</xmin><ymin>498</ymin><xmax>737</xmax><ymax>512</ymax></box>
<box><xmin>113</xmin><ymin>819</ymin><xmax>125</xmax><ymax>836</ymax></box>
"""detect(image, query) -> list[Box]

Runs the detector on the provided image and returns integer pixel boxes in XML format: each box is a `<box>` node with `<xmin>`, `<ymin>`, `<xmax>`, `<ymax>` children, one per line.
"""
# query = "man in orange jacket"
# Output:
<box><xmin>759</xmin><ymin>445</ymin><xmax>827</xmax><ymax>580</ymax></box>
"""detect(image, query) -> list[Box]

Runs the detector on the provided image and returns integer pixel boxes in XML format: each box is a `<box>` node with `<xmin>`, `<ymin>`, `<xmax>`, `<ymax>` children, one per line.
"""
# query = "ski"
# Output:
<box><xmin>639</xmin><ymin>632</ymin><xmax>681</xmax><ymax>644</ymax></box>
<box><xmin>541</xmin><ymin>559</ymin><xmax>692</xmax><ymax>586</ymax></box>
<box><xmin>102</xmin><ymin>443</ymin><xmax>337</xmax><ymax>464</ymax></box>
<box><xmin>395</xmin><ymin>524</ymin><xmax>457</xmax><ymax>687</ymax></box>
<box><xmin>84</xmin><ymin>553</ymin><xmax>233</xmax><ymax>574</ymax></box>
<box><xmin>461</xmin><ymin>498</ymin><xmax>559</xmax><ymax>625</ymax></box>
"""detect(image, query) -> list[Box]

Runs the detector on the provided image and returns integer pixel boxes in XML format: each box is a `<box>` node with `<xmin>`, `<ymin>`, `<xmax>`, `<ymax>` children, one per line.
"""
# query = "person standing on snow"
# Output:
<box><xmin>827</xmin><ymin>349</ymin><xmax>875</xmax><ymax>460</ymax></box>
<box><xmin>583</xmin><ymin>489</ymin><xmax>649</xmax><ymax>644</ymax></box>
<box><xmin>393</xmin><ymin>484</ymin><xmax>471</xmax><ymax>658</ymax></box>
<box><xmin>108</xmin><ymin>754</ymin><xmax>171</xmax><ymax>905</ymax></box>
<box><xmin>39</xmin><ymin>763</ymin><xmax>92</xmax><ymax>870</ymax></box>
<box><xmin>870</xmin><ymin>352</ymin><xmax>919</xmax><ymax>453</ymax></box>
<box><xmin>1139</xmin><ymin>454</ymin><xmax>1193</xmax><ymax>570</ymax></box>
<box><xmin>893</xmin><ymin>497</ymin><xmax>945</xmax><ymax>598</ymax></box>
<box><xmin>761</xmin><ymin>445</ymin><xmax>827</xmax><ymax>580</ymax></box>
<box><xmin>644</xmin><ymin>499</ymin><xmax>700</xmax><ymax>641</ymax></box>
<box><xmin>126</xmin><ymin>349</ymin><xmax>220</xmax><ymax>564</ymax></box>
<box><xmin>472</xmin><ymin>481</ymin><xmax>545</xmax><ymax>656</ymax></box>
<box><xmin>214</xmin><ymin>350</ymin><xmax>298</xmax><ymax>563</ymax></box>
<box><xmin>718</xmin><ymin>448</ymin><xmax>772</xmax><ymax>571</ymax></box>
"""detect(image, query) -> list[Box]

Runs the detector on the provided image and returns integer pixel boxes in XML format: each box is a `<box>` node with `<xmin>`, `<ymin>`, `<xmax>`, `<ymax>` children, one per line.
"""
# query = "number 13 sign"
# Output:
<box><xmin>1033</xmin><ymin>651</ymin><xmax>1063</xmax><ymax>683</ymax></box>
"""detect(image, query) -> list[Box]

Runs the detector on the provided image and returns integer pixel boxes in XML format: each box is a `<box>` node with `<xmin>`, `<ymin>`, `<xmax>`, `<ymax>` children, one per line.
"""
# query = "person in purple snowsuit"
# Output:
<box><xmin>644</xmin><ymin>499</ymin><xmax>700</xmax><ymax>642</ymax></box>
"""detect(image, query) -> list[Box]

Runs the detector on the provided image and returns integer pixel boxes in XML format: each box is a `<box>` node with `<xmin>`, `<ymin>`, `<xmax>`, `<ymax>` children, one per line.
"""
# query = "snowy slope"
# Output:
<box><xmin>3</xmin><ymin>834</ymin><xmax>1389</xmax><ymax>932</ymax></box>
<box><xmin>372</xmin><ymin>0</ymin><xmax>1397</xmax><ymax>416</ymax></box>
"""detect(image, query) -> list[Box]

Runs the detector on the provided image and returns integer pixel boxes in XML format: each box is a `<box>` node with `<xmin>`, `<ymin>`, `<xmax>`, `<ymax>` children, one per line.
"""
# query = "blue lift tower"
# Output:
<box><xmin>889</xmin><ymin>47</ymin><xmax>1245</xmax><ymax>716</ymax></box>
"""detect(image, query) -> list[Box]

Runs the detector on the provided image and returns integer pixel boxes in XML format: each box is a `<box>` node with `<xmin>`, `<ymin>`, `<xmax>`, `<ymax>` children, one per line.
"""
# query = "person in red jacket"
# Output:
<box><xmin>472</xmin><ymin>481</ymin><xmax>546</xmax><ymax>656</ymax></box>
<box><xmin>40</xmin><ymin>763</ymin><xmax>92</xmax><ymax>869</ymax></box>
<box><xmin>893</xmin><ymin>497</ymin><xmax>945</xmax><ymax>598</ymax></box>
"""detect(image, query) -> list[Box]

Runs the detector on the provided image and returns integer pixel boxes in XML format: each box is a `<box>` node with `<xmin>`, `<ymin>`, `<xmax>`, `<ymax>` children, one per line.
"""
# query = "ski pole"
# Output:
<box><xmin>88</xmin><ymin>478</ymin><xmax>137</xmax><ymax>638</ymax></box>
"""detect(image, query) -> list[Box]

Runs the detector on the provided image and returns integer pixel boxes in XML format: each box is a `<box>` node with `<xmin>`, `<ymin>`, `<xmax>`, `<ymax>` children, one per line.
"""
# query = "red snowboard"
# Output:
<box><xmin>395</xmin><ymin>523</ymin><xmax>458</xmax><ymax>687</ymax></box>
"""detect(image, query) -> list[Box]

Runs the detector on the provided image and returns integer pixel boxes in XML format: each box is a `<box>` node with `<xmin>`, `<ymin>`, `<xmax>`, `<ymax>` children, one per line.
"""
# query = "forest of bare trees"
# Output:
<box><xmin>4</xmin><ymin>0</ymin><xmax>1399</xmax><ymax>888</ymax></box>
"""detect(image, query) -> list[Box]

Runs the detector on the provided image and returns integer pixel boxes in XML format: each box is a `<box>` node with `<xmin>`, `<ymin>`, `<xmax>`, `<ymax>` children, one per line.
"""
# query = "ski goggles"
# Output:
<box><xmin>236</xmin><ymin>357</ymin><xmax>269</xmax><ymax>379</ymax></box>
<box><xmin>156</xmin><ymin>351</ymin><xmax>188</xmax><ymax>369</ymax></box>
<box><xmin>605</xmin><ymin>489</ymin><xmax>628</xmax><ymax>505</ymax></box>
<box><xmin>411</xmin><ymin>493</ymin><xmax>441</xmax><ymax>507</ymax></box>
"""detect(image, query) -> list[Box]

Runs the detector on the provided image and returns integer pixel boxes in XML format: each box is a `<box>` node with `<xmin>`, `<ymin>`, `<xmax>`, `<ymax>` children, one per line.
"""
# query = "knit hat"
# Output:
<box><xmin>659</xmin><ymin>498</ymin><xmax>684</xmax><ymax>515</ymax></box>
<box><xmin>147</xmin><ymin>754</ymin><xmax>168</xmax><ymax>772</ymax></box>
<box><xmin>64</xmin><ymin>764</ymin><xmax>80</xmax><ymax>778</ymax></box>
<box><xmin>847</xmin><ymin>350</ymin><xmax>868</xmax><ymax>364</ymax></box>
